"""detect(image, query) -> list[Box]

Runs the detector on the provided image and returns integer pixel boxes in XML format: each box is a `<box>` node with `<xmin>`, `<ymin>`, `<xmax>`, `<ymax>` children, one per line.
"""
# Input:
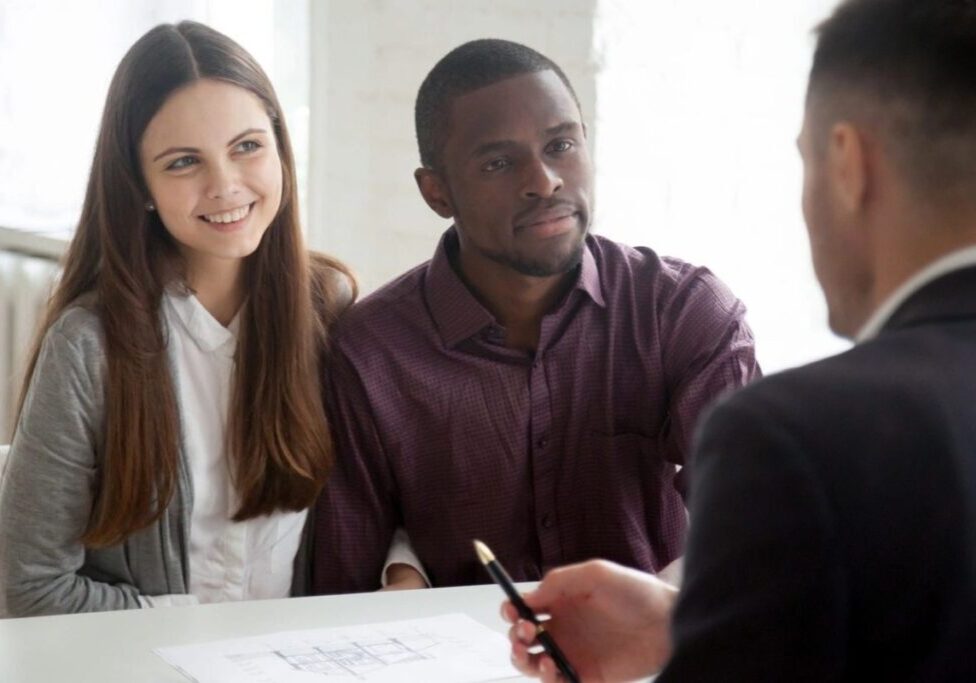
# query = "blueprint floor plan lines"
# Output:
<box><xmin>156</xmin><ymin>613</ymin><xmax>524</xmax><ymax>682</ymax></box>
<box><xmin>274</xmin><ymin>633</ymin><xmax>437</xmax><ymax>676</ymax></box>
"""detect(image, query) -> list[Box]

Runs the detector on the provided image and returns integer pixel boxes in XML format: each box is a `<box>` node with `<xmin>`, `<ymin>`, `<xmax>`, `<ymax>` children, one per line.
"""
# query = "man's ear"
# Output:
<box><xmin>414</xmin><ymin>168</ymin><xmax>455</xmax><ymax>219</ymax></box>
<box><xmin>826</xmin><ymin>122</ymin><xmax>870</xmax><ymax>215</ymax></box>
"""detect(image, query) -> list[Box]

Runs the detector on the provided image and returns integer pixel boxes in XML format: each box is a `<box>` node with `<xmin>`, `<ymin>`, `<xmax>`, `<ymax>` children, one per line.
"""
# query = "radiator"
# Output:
<box><xmin>0</xmin><ymin>251</ymin><xmax>60</xmax><ymax>441</ymax></box>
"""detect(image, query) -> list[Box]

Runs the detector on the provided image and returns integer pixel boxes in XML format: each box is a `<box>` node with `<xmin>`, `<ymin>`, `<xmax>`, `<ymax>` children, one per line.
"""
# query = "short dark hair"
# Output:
<box><xmin>809</xmin><ymin>0</ymin><xmax>976</xmax><ymax>196</ymax></box>
<box><xmin>414</xmin><ymin>38</ymin><xmax>581</xmax><ymax>169</ymax></box>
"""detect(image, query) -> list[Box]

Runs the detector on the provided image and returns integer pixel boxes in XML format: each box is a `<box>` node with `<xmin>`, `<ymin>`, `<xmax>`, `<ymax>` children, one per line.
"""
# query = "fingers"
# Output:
<box><xmin>538</xmin><ymin>654</ymin><xmax>563</xmax><ymax>683</ymax></box>
<box><xmin>509</xmin><ymin>620</ymin><xmax>571</xmax><ymax>682</ymax></box>
<box><xmin>500</xmin><ymin>600</ymin><xmax>519</xmax><ymax>624</ymax></box>
<box><xmin>521</xmin><ymin>582</ymin><xmax>556</xmax><ymax>611</ymax></box>
<box><xmin>508</xmin><ymin>619</ymin><xmax>538</xmax><ymax>649</ymax></box>
<box><xmin>510</xmin><ymin>634</ymin><xmax>560</xmax><ymax>682</ymax></box>
<box><xmin>516</xmin><ymin>619</ymin><xmax>537</xmax><ymax>643</ymax></box>
<box><xmin>510</xmin><ymin>629</ymin><xmax>539</xmax><ymax>676</ymax></box>
<box><xmin>523</xmin><ymin>561</ymin><xmax>591</xmax><ymax>611</ymax></box>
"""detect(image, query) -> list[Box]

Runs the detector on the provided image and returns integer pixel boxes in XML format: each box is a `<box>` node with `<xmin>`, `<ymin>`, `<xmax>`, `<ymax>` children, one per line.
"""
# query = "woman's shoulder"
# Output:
<box><xmin>46</xmin><ymin>293</ymin><xmax>105</xmax><ymax>357</ymax></box>
<box><xmin>308</xmin><ymin>252</ymin><xmax>357</xmax><ymax>316</ymax></box>
<box><xmin>23</xmin><ymin>295</ymin><xmax>106</xmax><ymax>414</ymax></box>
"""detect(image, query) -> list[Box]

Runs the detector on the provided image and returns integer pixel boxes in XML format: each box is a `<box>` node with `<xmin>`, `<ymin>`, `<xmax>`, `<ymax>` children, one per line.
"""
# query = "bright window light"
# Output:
<box><xmin>593</xmin><ymin>0</ymin><xmax>848</xmax><ymax>371</ymax></box>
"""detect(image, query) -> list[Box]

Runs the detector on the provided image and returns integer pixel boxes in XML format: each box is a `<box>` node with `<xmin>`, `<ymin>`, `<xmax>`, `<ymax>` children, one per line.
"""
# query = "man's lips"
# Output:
<box><xmin>515</xmin><ymin>206</ymin><xmax>580</xmax><ymax>232</ymax></box>
<box><xmin>525</xmin><ymin>213</ymin><xmax>574</xmax><ymax>228</ymax></box>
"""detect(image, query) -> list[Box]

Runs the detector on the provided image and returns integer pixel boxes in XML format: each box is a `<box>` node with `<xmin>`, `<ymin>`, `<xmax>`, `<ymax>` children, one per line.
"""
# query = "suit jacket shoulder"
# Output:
<box><xmin>663</xmin><ymin>308</ymin><xmax>976</xmax><ymax>681</ymax></box>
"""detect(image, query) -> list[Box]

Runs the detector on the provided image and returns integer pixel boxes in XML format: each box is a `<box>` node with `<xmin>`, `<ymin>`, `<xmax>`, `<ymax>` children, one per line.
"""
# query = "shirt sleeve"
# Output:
<box><xmin>137</xmin><ymin>594</ymin><xmax>200</xmax><ymax>608</ymax></box>
<box><xmin>0</xmin><ymin>323</ymin><xmax>144</xmax><ymax>615</ymax></box>
<box><xmin>312</xmin><ymin>344</ymin><xmax>401</xmax><ymax>594</ymax></box>
<box><xmin>658</xmin><ymin>394</ymin><xmax>846</xmax><ymax>682</ymax></box>
<box><xmin>379</xmin><ymin>527</ymin><xmax>431</xmax><ymax>588</ymax></box>
<box><xmin>658</xmin><ymin>266</ymin><xmax>761</xmax><ymax>498</ymax></box>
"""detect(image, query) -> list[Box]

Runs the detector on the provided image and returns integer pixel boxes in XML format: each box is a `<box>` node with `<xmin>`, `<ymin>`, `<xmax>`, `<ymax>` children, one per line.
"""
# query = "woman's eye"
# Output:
<box><xmin>166</xmin><ymin>155</ymin><xmax>198</xmax><ymax>171</ymax></box>
<box><xmin>235</xmin><ymin>139</ymin><xmax>262</xmax><ymax>154</ymax></box>
<box><xmin>548</xmin><ymin>139</ymin><xmax>574</xmax><ymax>153</ymax></box>
<box><xmin>482</xmin><ymin>158</ymin><xmax>511</xmax><ymax>172</ymax></box>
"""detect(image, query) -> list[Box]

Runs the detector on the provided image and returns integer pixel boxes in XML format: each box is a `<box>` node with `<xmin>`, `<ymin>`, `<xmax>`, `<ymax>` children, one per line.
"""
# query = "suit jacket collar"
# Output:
<box><xmin>882</xmin><ymin>265</ymin><xmax>976</xmax><ymax>335</ymax></box>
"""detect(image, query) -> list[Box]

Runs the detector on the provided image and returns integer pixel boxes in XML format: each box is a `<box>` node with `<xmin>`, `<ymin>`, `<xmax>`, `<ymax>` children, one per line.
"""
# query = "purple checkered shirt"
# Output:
<box><xmin>312</xmin><ymin>229</ymin><xmax>759</xmax><ymax>592</ymax></box>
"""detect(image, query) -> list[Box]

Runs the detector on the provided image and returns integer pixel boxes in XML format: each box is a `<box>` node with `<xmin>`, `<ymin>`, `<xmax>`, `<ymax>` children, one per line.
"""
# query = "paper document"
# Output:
<box><xmin>155</xmin><ymin>613</ymin><xmax>523</xmax><ymax>682</ymax></box>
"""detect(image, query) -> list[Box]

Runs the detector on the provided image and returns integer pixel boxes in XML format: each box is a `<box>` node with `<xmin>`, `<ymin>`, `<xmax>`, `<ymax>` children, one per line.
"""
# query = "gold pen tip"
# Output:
<box><xmin>473</xmin><ymin>539</ymin><xmax>495</xmax><ymax>564</ymax></box>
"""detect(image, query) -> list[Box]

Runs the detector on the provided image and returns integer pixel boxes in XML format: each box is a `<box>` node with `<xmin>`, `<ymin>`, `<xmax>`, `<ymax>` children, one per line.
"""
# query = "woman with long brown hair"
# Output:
<box><xmin>0</xmin><ymin>21</ymin><xmax>422</xmax><ymax>616</ymax></box>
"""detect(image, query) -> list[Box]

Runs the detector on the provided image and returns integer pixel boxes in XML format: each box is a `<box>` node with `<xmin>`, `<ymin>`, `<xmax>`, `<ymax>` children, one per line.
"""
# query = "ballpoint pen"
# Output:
<box><xmin>473</xmin><ymin>539</ymin><xmax>580</xmax><ymax>683</ymax></box>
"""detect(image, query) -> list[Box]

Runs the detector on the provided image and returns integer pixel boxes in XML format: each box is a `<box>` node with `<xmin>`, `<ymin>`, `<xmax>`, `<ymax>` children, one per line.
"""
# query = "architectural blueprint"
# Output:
<box><xmin>155</xmin><ymin>613</ymin><xmax>523</xmax><ymax>682</ymax></box>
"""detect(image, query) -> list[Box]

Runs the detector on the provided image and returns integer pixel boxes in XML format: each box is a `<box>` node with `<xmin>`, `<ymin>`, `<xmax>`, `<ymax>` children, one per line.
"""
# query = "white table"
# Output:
<box><xmin>0</xmin><ymin>584</ymin><xmax>530</xmax><ymax>682</ymax></box>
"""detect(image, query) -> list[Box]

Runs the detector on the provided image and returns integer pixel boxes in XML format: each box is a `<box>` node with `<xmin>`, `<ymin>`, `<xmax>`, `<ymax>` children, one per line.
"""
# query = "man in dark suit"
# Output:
<box><xmin>505</xmin><ymin>0</ymin><xmax>976</xmax><ymax>680</ymax></box>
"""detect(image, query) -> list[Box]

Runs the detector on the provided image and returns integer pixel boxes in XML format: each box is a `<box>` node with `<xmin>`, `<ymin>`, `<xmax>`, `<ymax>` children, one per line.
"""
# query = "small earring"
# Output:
<box><xmin>145</xmin><ymin>200</ymin><xmax>156</xmax><ymax>212</ymax></box>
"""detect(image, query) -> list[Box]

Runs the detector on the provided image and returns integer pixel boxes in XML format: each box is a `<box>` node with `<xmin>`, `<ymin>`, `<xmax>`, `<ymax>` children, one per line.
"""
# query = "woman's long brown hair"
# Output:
<box><xmin>16</xmin><ymin>21</ymin><xmax>353</xmax><ymax>547</ymax></box>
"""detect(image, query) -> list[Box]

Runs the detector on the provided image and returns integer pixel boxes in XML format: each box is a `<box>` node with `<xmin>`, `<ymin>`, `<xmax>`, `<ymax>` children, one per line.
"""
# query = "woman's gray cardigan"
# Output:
<box><xmin>0</xmin><ymin>304</ymin><xmax>312</xmax><ymax>617</ymax></box>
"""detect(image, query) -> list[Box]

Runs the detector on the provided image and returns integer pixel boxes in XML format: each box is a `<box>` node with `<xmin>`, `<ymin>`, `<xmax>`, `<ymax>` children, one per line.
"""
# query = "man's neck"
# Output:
<box><xmin>870</xmin><ymin>218</ymin><xmax>976</xmax><ymax>316</ymax></box>
<box><xmin>456</xmin><ymin>250</ymin><xmax>576</xmax><ymax>353</ymax></box>
<box><xmin>852</xmin><ymin>212</ymin><xmax>976</xmax><ymax>339</ymax></box>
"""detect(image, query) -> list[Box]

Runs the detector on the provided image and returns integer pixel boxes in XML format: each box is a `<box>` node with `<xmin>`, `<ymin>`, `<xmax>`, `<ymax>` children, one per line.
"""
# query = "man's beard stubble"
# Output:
<box><xmin>481</xmin><ymin>234</ymin><xmax>586</xmax><ymax>277</ymax></box>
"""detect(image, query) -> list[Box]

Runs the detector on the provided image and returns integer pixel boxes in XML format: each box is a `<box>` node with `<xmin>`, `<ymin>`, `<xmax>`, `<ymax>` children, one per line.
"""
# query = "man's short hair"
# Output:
<box><xmin>415</xmin><ymin>39</ymin><xmax>581</xmax><ymax>169</ymax></box>
<box><xmin>809</xmin><ymin>0</ymin><xmax>976</xmax><ymax>197</ymax></box>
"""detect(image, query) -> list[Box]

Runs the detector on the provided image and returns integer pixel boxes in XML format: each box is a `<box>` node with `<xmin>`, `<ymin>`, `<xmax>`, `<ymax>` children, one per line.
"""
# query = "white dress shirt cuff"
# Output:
<box><xmin>657</xmin><ymin>556</ymin><xmax>684</xmax><ymax>589</ymax></box>
<box><xmin>138</xmin><ymin>593</ymin><xmax>201</xmax><ymax>608</ymax></box>
<box><xmin>380</xmin><ymin>527</ymin><xmax>431</xmax><ymax>587</ymax></box>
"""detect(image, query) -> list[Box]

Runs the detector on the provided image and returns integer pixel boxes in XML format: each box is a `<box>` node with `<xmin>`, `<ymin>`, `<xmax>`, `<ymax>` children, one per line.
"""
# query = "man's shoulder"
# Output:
<box><xmin>589</xmin><ymin>234</ymin><xmax>744</xmax><ymax>318</ymax></box>
<box><xmin>713</xmin><ymin>332</ymin><xmax>953</xmax><ymax>440</ymax></box>
<box><xmin>689</xmin><ymin>340</ymin><xmax>929</xmax><ymax>517</ymax></box>
<box><xmin>589</xmin><ymin>233</ymin><xmax>683</xmax><ymax>281</ymax></box>
<box><xmin>332</xmin><ymin>261</ymin><xmax>432</xmax><ymax>353</ymax></box>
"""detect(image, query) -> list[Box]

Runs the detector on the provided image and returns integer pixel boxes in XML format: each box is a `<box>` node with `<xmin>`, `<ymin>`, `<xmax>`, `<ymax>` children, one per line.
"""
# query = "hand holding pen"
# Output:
<box><xmin>475</xmin><ymin>540</ymin><xmax>580</xmax><ymax>682</ymax></box>
<box><xmin>491</xmin><ymin>554</ymin><xmax>680</xmax><ymax>683</ymax></box>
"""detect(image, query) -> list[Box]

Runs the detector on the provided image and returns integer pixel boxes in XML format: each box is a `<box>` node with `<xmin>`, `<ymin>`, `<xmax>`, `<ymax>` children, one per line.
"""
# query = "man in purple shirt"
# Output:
<box><xmin>311</xmin><ymin>39</ymin><xmax>759</xmax><ymax>593</ymax></box>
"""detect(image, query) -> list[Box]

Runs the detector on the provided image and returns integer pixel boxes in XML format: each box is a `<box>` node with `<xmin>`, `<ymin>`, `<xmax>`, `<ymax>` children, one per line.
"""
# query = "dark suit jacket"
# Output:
<box><xmin>659</xmin><ymin>267</ymin><xmax>976</xmax><ymax>682</ymax></box>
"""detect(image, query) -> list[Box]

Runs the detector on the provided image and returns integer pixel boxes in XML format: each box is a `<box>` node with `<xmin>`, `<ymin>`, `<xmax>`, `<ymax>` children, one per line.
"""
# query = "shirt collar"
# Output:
<box><xmin>577</xmin><ymin>238</ymin><xmax>606</xmax><ymax>308</ymax></box>
<box><xmin>856</xmin><ymin>244</ymin><xmax>976</xmax><ymax>343</ymax></box>
<box><xmin>164</xmin><ymin>289</ymin><xmax>239</xmax><ymax>356</ymax></box>
<box><xmin>423</xmin><ymin>228</ymin><xmax>606</xmax><ymax>348</ymax></box>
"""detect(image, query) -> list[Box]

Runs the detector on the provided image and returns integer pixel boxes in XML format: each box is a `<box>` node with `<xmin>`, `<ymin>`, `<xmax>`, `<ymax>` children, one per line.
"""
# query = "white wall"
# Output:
<box><xmin>307</xmin><ymin>0</ymin><xmax>600</xmax><ymax>294</ymax></box>
<box><xmin>0</xmin><ymin>0</ymin><xmax>303</xmax><ymax>237</ymax></box>
<box><xmin>593</xmin><ymin>0</ymin><xmax>847</xmax><ymax>371</ymax></box>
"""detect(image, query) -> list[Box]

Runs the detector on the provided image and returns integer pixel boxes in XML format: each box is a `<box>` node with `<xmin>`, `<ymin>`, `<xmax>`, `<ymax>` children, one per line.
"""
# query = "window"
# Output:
<box><xmin>0</xmin><ymin>0</ymin><xmax>309</xmax><ymax>244</ymax></box>
<box><xmin>593</xmin><ymin>0</ymin><xmax>847</xmax><ymax>371</ymax></box>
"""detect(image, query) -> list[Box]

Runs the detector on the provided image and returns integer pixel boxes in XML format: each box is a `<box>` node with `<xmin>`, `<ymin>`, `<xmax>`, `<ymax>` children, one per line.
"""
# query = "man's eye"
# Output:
<box><xmin>235</xmin><ymin>139</ymin><xmax>262</xmax><ymax>153</ymax></box>
<box><xmin>166</xmin><ymin>155</ymin><xmax>198</xmax><ymax>170</ymax></box>
<box><xmin>482</xmin><ymin>158</ymin><xmax>511</xmax><ymax>172</ymax></box>
<box><xmin>548</xmin><ymin>139</ymin><xmax>574</xmax><ymax>154</ymax></box>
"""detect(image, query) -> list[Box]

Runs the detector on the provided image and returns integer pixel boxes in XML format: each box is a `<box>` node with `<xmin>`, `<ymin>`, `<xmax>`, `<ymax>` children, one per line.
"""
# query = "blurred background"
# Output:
<box><xmin>0</xmin><ymin>0</ymin><xmax>842</xmax><ymax>439</ymax></box>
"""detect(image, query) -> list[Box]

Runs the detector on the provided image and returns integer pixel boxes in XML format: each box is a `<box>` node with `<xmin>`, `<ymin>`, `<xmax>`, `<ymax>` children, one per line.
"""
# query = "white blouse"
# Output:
<box><xmin>139</xmin><ymin>293</ymin><xmax>424</xmax><ymax>608</ymax></box>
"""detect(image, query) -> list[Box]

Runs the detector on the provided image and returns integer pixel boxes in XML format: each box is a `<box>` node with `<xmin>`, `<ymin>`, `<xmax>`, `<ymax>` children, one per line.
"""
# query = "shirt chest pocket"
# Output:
<box><xmin>582</xmin><ymin>430</ymin><xmax>679</xmax><ymax>512</ymax></box>
<box><xmin>585</xmin><ymin>431</ymin><xmax>652</xmax><ymax>486</ymax></box>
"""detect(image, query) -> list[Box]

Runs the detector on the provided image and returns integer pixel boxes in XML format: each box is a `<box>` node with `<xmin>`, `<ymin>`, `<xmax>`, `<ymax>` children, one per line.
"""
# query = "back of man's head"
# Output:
<box><xmin>414</xmin><ymin>39</ymin><xmax>580</xmax><ymax>170</ymax></box>
<box><xmin>810</xmin><ymin>0</ymin><xmax>976</xmax><ymax>203</ymax></box>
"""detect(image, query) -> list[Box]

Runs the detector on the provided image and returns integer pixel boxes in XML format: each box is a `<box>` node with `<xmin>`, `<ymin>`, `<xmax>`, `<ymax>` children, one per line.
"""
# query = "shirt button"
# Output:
<box><xmin>541</xmin><ymin>514</ymin><xmax>553</xmax><ymax>529</ymax></box>
<box><xmin>536</xmin><ymin>435</ymin><xmax>549</xmax><ymax>449</ymax></box>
